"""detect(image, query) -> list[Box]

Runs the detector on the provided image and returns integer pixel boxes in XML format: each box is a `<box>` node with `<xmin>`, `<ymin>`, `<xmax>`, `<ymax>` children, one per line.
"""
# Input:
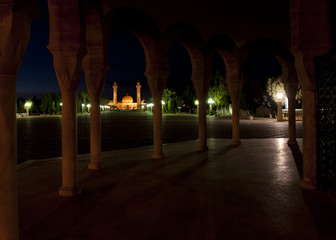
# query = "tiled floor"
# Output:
<box><xmin>18</xmin><ymin>138</ymin><xmax>336</xmax><ymax>239</ymax></box>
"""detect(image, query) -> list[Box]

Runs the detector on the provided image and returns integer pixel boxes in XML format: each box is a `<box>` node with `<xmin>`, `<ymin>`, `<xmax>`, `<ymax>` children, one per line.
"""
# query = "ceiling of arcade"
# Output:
<box><xmin>101</xmin><ymin>0</ymin><xmax>290</xmax><ymax>48</ymax></box>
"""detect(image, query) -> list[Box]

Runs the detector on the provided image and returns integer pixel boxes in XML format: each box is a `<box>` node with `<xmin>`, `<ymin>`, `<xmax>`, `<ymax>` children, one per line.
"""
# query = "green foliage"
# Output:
<box><xmin>162</xmin><ymin>89</ymin><xmax>176</xmax><ymax>113</ymax></box>
<box><xmin>80</xmin><ymin>91</ymin><xmax>89</xmax><ymax>113</ymax></box>
<box><xmin>17</xmin><ymin>98</ymin><xmax>26</xmax><ymax>113</ymax></box>
<box><xmin>296</xmin><ymin>84</ymin><xmax>302</xmax><ymax>105</ymax></box>
<box><xmin>182</xmin><ymin>84</ymin><xmax>196</xmax><ymax>110</ymax></box>
<box><xmin>266</xmin><ymin>76</ymin><xmax>287</xmax><ymax>104</ymax></box>
<box><xmin>208</xmin><ymin>70</ymin><xmax>231</xmax><ymax>111</ymax></box>
<box><xmin>40</xmin><ymin>92</ymin><xmax>61</xmax><ymax>114</ymax></box>
<box><xmin>266</xmin><ymin>76</ymin><xmax>302</xmax><ymax>107</ymax></box>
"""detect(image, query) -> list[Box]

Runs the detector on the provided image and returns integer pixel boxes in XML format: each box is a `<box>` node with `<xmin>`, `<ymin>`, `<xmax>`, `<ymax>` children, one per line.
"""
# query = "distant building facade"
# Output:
<box><xmin>108</xmin><ymin>81</ymin><xmax>143</xmax><ymax>110</ymax></box>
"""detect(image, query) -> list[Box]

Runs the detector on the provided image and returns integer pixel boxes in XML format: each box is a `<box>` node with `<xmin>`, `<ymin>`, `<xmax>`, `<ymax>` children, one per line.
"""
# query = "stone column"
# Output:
<box><xmin>0</xmin><ymin>75</ymin><xmax>18</xmax><ymax>240</ymax></box>
<box><xmin>57</xmin><ymin>80</ymin><xmax>80</xmax><ymax>196</ymax></box>
<box><xmin>83</xmin><ymin>4</ymin><xmax>106</xmax><ymax>170</ymax></box>
<box><xmin>85</xmin><ymin>67</ymin><xmax>105</xmax><ymax>169</ymax></box>
<box><xmin>146</xmin><ymin>67</ymin><xmax>168</xmax><ymax>160</ymax></box>
<box><xmin>197</xmin><ymin>94</ymin><xmax>208</xmax><ymax>151</ymax></box>
<box><xmin>49</xmin><ymin>53</ymin><xmax>83</xmax><ymax>197</ymax></box>
<box><xmin>193</xmin><ymin>74</ymin><xmax>210</xmax><ymax>152</ymax></box>
<box><xmin>290</xmin><ymin>0</ymin><xmax>332</xmax><ymax>189</ymax></box>
<box><xmin>48</xmin><ymin>0</ymin><xmax>85</xmax><ymax>196</ymax></box>
<box><xmin>228</xmin><ymin>81</ymin><xmax>243</xmax><ymax>145</ymax></box>
<box><xmin>0</xmin><ymin>2</ymin><xmax>38</xmax><ymax>237</ymax></box>
<box><xmin>152</xmin><ymin>93</ymin><xmax>164</xmax><ymax>159</ymax></box>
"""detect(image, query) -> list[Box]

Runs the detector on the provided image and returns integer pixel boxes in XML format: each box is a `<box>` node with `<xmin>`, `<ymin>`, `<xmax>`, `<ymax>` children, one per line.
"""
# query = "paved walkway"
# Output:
<box><xmin>18</xmin><ymin>138</ymin><xmax>336</xmax><ymax>239</ymax></box>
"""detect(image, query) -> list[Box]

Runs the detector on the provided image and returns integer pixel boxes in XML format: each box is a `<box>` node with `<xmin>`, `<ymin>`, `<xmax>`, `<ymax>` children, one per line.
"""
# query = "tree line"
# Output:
<box><xmin>17</xmin><ymin>91</ymin><xmax>108</xmax><ymax>115</ymax></box>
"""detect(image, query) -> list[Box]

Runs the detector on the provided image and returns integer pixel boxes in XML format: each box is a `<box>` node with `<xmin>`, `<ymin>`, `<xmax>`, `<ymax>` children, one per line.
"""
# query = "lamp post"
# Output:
<box><xmin>24</xmin><ymin>101</ymin><xmax>32</xmax><ymax>116</ymax></box>
<box><xmin>276</xmin><ymin>92</ymin><xmax>283</xmax><ymax>122</ymax></box>
<box><xmin>147</xmin><ymin>103</ymin><xmax>154</xmax><ymax>112</ymax></box>
<box><xmin>87</xmin><ymin>103</ymin><xmax>91</xmax><ymax>113</ymax></box>
<box><xmin>161</xmin><ymin>100</ymin><xmax>165</xmax><ymax>114</ymax></box>
<box><xmin>208</xmin><ymin>98</ymin><xmax>214</xmax><ymax>116</ymax></box>
<box><xmin>194</xmin><ymin>99</ymin><xmax>199</xmax><ymax>115</ymax></box>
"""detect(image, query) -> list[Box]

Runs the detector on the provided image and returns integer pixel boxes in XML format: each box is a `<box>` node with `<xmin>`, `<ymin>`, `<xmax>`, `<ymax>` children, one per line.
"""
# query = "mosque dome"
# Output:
<box><xmin>122</xmin><ymin>94</ymin><xmax>133</xmax><ymax>103</ymax></box>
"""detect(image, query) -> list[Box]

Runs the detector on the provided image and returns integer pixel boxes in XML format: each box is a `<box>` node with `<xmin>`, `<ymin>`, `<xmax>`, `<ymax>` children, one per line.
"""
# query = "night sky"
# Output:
<box><xmin>17</xmin><ymin>1</ymin><xmax>281</xmax><ymax>102</ymax></box>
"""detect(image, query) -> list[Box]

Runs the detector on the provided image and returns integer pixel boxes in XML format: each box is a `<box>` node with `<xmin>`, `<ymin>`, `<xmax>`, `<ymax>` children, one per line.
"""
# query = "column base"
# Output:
<box><xmin>287</xmin><ymin>140</ymin><xmax>298</xmax><ymax>146</ymax></box>
<box><xmin>197</xmin><ymin>146</ymin><xmax>208</xmax><ymax>152</ymax></box>
<box><xmin>59</xmin><ymin>186</ymin><xmax>81</xmax><ymax>197</ymax></box>
<box><xmin>152</xmin><ymin>152</ymin><xmax>164</xmax><ymax>160</ymax></box>
<box><xmin>232</xmin><ymin>140</ymin><xmax>241</xmax><ymax>146</ymax></box>
<box><xmin>300</xmin><ymin>178</ymin><xmax>317</xmax><ymax>190</ymax></box>
<box><xmin>88</xmin><ymin>162</ymin><xmax>103</xmax><ymax>170</ymax></box>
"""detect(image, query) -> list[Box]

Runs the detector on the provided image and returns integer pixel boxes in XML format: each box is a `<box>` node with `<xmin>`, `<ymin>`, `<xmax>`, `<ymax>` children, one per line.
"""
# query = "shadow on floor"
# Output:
<box><xmin>289</xmin><ymin>143</ymin><xmax>336</xmax><ymax>239</ymax></box>
<box><xmin>289</xmin><ymin>144</ymin><xmax>303</xmax><ymax>179</ymax></box>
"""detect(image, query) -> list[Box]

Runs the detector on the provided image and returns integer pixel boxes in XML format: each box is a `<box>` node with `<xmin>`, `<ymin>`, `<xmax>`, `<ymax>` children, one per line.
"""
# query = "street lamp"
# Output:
<box><xmin>208</xmin><ymin>98</ymin><xmax>214</xmax><ymax>116</ymax></box>
<box><xmin>81</xmin><ymin>103</ymin><xmax>85</xmax><ymax>114</ymax></box>
<box><xmin>161</xmin><ymin>100</ymin><xmax>165</xmax><ymax>113</ymax></box>
<box><xmin>276</xmin><ymin>92</ymin><xmax>284</xmax><ymax>122</ymax></box>
<box><xmin>194</xmin><ymin>100</ymin><xmax>199</xmax><ymax>115</ymax></box>
<box><xmin>24</xmin><ymin>101</ymin><xmax>32</xmax><ymax>116</ymax></box>
<box><xmin>147</xmin><ymin>103</ymin><xmax>154</xmax><ymax>112</ymax></box>
<box><xmin>87</xmin><ymin>103</ymin><xmax>91</xmax><ymax>113</ymax></box>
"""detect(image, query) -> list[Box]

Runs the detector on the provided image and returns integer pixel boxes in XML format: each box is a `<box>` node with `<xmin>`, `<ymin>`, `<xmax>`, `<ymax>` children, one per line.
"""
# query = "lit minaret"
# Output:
<box><xmin>136</xmin><ymin>81</ymin><xmax>141</xmax><ymax>106</ymax></box>
<box><xmin>113</xmin><ymin>81</ymin><xmax>118</xmax><ymax>105</ymax></box>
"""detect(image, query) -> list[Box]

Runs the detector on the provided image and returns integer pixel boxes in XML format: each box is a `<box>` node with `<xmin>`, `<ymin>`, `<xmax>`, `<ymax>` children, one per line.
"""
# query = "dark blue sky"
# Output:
<box><xmin>17</xmin><ymin>1</ymin><xmax>280</xmax><ymax>101</ymax></box>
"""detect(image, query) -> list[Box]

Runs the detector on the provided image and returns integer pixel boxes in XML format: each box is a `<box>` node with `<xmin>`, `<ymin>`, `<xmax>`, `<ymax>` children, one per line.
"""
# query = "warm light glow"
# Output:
<box><xmin>87</xmin><ymin>104</ymin><xmax>91</xmax><ymax>108</ymax></box>
<box><xmin>147</xmin><ymin>103</ymin><xmax>154</xmax><ymax>107</ymax></box>
<box><xmin>60</xmin><ymin>102</ymin><xmax>63</xmax><ymax>106</ymax></box>
<box><xmin>276</xmin><ymin>92</ymin><xmax>283</xmax><ymax>101</ymax></box>
<box><xmin>82</xmin><ymin>103</ymin><xmax>85</xmax><ymax>107</ymax></box>
<box><xmin>161</xmin><ymin>100</ymin><xmax>165</xmax><ymax>105</ymax></box>
<box><xmin>24</xmin><ymin>101</ymin><xmax>32</xmax><ymax>108</ymax></box>
<box><xmin>208</xmin><ymin>98</ymin><xmax>214</xmax><ymax>104</ymax></box>
<box><xmin>194</xmin><ymin>100</ymin><xmax>199</xmax><ymax>105</ymax></box>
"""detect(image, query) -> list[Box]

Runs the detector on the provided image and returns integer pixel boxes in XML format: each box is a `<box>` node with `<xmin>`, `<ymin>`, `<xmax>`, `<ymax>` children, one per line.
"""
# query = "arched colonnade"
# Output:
<box><xmin>0</xmin><ymin>0</ymin><xmax>332</xmax><ymax>238</ymax></box>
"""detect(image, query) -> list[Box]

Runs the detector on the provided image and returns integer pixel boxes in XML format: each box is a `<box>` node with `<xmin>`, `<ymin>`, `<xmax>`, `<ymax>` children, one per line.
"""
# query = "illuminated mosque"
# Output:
<box><xmin>108</xmin><ymin>81</ymin><xmax>144</xmax><ymax>110</ymax></box>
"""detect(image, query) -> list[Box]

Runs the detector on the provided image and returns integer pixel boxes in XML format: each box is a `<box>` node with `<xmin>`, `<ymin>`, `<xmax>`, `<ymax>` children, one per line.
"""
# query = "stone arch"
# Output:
<box><xmin>207</xmin><ymin>34</ymin><xmax>242</xmax><ymax>145</ymax></box>
<box><xmin>162</xmin><ymin>22</ymin><xmax>207</xmax><ymax>83</ymax></box>
<box><xmin>207</xmin><ymin>34</ymin><xmax>240</xmax><ymax>82</ymax></box>
<box><xmin>102</xmin><ymin>7</ymin><xmax>164</xmax><ymax>76</ymax></box>
<box><xmin>240</xmin><ymin>38</ymin><xmax>299</xmax><ymax>146</ymax></box>
<box><xmin>239</xmin><ymin>38</ymin><xmax>294</xmax><ymax>80</ymax></box>
<box><xmin>102</xmin><ymin>7</ymin><xmax>167</xmax><ymax>159</ymax></box>
<box><xmin>0</xmin><ymin>0</ymin><xmax>39</xmax><ymax>238</ymax></box>
<box><xmin>162</xmin><ymin>22</ymin><xmax>209</xmax><ymax>151</ymax></box>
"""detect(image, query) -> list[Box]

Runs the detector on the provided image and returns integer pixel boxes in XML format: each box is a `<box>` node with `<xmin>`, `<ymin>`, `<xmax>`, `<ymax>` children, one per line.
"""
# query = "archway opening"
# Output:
<box><xmin>209</xmin><ymin>51</ymin><xmax>229</xmax><ymax>116</ymax></box>
<box><xmin>167</xmin><ymin>40</ymin><xmax>194</xmax><ymax>114</ymax></box>
<box><xmin>242</xmin><ymin>52</ymin><xmax>282</xmax><ymax>117</ymax></box>
<box><xmin>104</xmin><ymin>28</ymin><xmax>148</xmax><ymax>103</ymax></box>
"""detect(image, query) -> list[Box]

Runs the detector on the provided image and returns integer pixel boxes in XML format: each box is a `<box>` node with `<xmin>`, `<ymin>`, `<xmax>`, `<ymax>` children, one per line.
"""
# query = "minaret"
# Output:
<box><xmin>136</xmin><ymin>81</ymin><xmax>141</xmax><ymax>106</ymax></box>
<box><xmin>113</xmin><ymin>81</ymin><xmax>118</xmax><ymax>105</ymax></box>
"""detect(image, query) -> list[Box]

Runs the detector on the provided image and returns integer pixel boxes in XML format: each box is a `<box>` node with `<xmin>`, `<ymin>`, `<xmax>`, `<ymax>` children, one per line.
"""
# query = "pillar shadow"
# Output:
<box><xmin>288</xmin><ymin>144</ymin><xmax>303</xmax><ymax>179</ymax></box>
<box><xmin>209</xmin><ymin>144</ymin><xmax>239</xmax><ymax>161</ymax></box>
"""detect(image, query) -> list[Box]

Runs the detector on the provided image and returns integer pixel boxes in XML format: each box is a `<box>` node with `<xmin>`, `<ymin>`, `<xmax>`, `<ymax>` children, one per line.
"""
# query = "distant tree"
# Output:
<box><xmin>266</xmin><ymin>76</ymin><xmax>287</xmax><ymax>104</ymax></box>
<box><xmin>40</xmin><ymin>92</ymin><xmax>52</xmax><ymax>114</ymax></box>
<box><xmin>17</xmin><ymin>98</ymin><xmax>26</xmax><ymax>113</ymax></box>
<box><xmin>208</xmin><ymin>70</ymin><xmax>231</xmax><ymax>115</ymax></box>
<box><xmin>80</xmin><ymin>91</ymin><xmax>89</xmax><ymax>113</ymax></box>
<box><xmin>162</xmin><ymin>88</ymin><xmax>176</xmax><ymax>113</ymax></box>
<box><xmin>182</xmin><ymin>84</ymin><xmax>196</xmax><ymax>112</ymax></box>
<box><xmin>40</xmin><ymin>92</ymin><xmax>61</xmax><ymax>114</ymax></box>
